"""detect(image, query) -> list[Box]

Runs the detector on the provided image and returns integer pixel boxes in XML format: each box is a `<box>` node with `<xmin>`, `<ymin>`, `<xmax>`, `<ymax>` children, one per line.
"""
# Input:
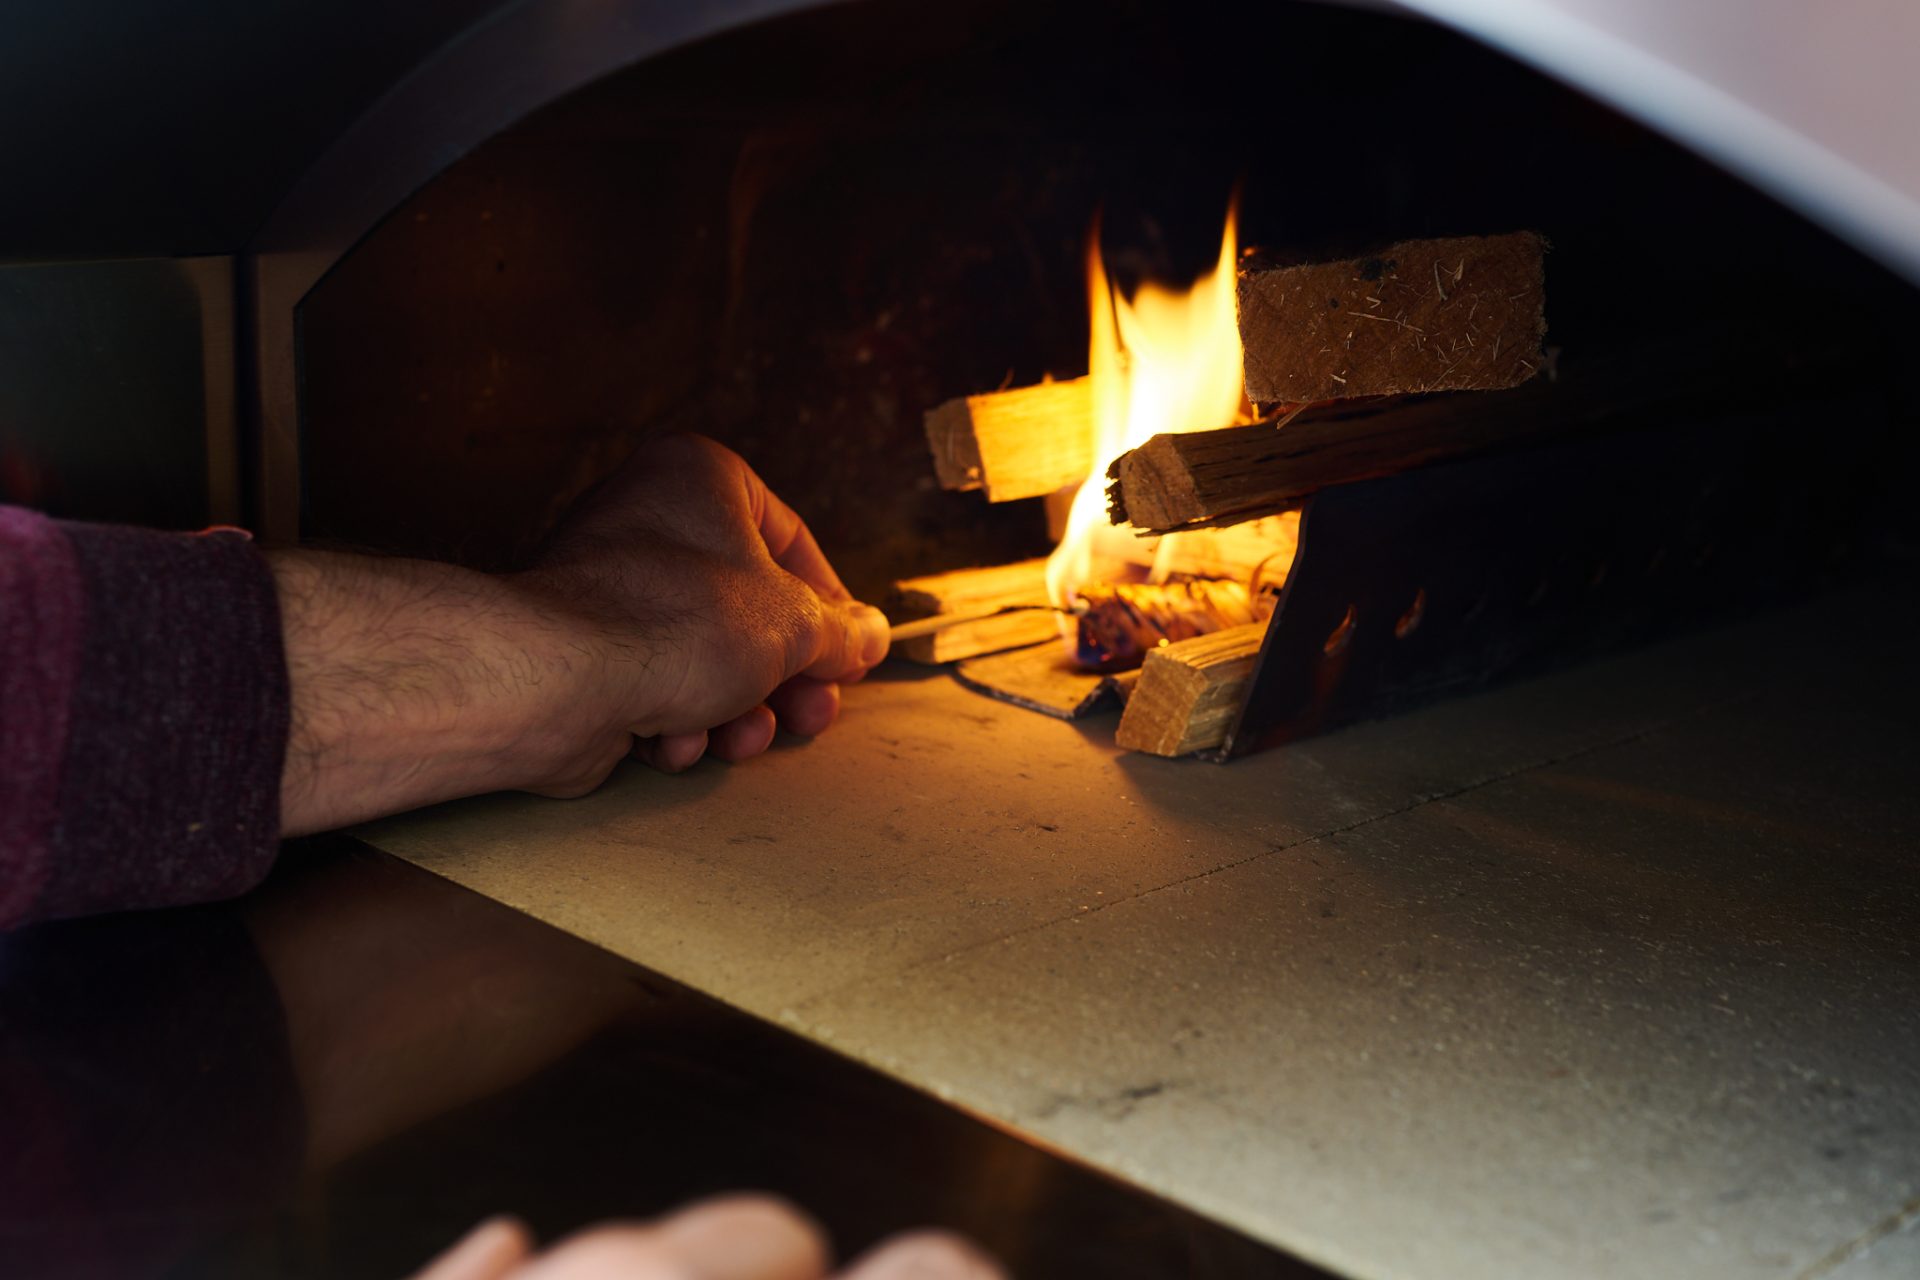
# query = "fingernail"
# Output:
<box><xmin>853</xmin><ymin>602</ymin><xmax>891</xmax><ymax>667</ymax></box>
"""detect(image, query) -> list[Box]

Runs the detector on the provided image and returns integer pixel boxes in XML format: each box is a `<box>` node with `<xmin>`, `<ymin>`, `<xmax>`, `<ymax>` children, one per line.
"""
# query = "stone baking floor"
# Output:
<box><xmin>357</xmin><ymin>577</ymin><xmax>1920</xmax><ymax>1280</ymax></box>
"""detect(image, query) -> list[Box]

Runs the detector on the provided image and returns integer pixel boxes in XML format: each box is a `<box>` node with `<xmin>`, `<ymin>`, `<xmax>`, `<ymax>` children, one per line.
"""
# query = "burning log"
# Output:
<box><xmin>923</xmin><ymin>233</ymin><xmax>1544</xmax><ymax>506</ymax></box>
<box><xmin>1148</xmin><ymin>513</ymin><xmax>1299</xmax><ymax>584</ymax></box>
<box><xmin>1237</xmin><ymin>231</ymin><xmax>1546</xmax><ymax>404</ymax></box>
<box><xmin>1107</xmin><ymin>387</ymin><xmax>1574</xmax><ymax>534</ymax></box>
<box><xmin>1074</xmin><ymin>579</ymin><xmax>1266</xmax><ymax>672</ymax></box>
<box><xmin>924</xmin><ymin>377</ymin><xmax>1093</xmax><ymax>502</ymax></box>
<box><xmin>1109</xmin><ymin>328</ymin><xmax>1826</xmax><ymax>534</ymax></box>
<box><xmin>886</xmin><ymin>558</ymin><xmax>1058</xmax><ymax>663</ymax></box>
<box><xmin>1113</xmin><ymin>622</ymin><xmax>1267</xmax><ymax>756</ymax></box>
<box><xmin>888</xmin><ymin>512</ymin><xmax>1298</xmax><ymax>665</ymax></box>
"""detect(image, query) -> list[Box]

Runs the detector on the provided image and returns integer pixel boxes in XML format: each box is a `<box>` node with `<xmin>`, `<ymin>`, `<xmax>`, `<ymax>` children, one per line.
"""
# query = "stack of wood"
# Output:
<box><xmin>903</xmin><ymin>231</ymin><xmax>1550</xmax><ymax>756</ymax></box>
<box><xmin>886</xmin><ymin>514</ymin><xmax>1300</xmax><ymax>666</ymax></box>
<box><xmin>887</xmin><ymin>558</ymin><xmax>1058</xmax><ymax>664</ymax></box>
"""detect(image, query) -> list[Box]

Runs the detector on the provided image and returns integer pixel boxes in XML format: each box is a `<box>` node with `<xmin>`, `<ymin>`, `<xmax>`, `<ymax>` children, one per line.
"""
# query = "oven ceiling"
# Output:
<box><xmin>1</xmin><ymin>0</ymin><xmax>1916</xmax><ymax>283</ymax></box>
<box><xmin>0</xmin><ymin>0</ymin><xmax>827</xmax><ymax>258</ymax></box>
<box><xmin>0</xmin><ymin>0</ymin><xmax>503</xmax><ymax>257</ymax></box>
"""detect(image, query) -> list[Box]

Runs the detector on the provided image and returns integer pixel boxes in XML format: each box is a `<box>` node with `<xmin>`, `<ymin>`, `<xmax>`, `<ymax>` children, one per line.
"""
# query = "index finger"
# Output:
<box><xmin>744</xmin><ymin>468</ymin><xmax>853</xmax><ymax>603</ymax></box>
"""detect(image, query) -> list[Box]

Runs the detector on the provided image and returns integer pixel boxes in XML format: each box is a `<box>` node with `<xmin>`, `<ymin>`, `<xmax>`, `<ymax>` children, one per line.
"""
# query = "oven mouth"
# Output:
<box><xmin>288</xmin><ymin>0</ymin><xmax>1917</xmax><ymax>759</ymax></box>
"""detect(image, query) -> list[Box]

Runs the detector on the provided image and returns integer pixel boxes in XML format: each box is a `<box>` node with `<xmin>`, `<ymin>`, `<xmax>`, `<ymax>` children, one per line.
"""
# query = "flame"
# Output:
<box><xmin>1045</xmin><ymin>203</ymin><xmax>1250</xmax><ymax>610</ymax></box>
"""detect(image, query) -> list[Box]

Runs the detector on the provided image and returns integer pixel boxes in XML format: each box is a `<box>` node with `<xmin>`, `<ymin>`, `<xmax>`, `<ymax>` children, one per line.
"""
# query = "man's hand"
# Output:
<box><xmin>273</xmin><ymin>436</ymin><xmax>888</xmax><ymax>834</ymax></box>
<box><xmin>521</xmin><ymin>433</ymin><xmax>888</xmax><ymax>777</ymax></box>
<box><xmin>411</xmin><ymin>1200</ymin><xmax>1003</xmax><ymax>1280</ymax></box>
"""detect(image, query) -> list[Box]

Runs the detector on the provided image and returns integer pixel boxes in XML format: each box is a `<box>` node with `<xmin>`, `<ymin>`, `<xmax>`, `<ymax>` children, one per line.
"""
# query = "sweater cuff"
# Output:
<box><xmin>33</xmin><ymin>522</ymin><xmax>290</xmax><ymax>922</ymax></box>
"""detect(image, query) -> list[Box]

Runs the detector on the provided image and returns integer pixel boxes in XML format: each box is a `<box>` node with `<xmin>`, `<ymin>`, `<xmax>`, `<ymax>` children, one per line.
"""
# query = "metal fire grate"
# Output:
<box><xmin>1219</xmin><ymin>392</ymin><xmax>1887</xmax><ymax>757</ymax></box>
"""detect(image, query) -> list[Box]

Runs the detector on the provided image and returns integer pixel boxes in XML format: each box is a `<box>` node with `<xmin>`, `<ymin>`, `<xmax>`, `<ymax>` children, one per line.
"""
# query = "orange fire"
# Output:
<box><xmin>1045</xmin><ymin>204</ymin><xmax>1254</xmax><ymax>612</ymax></box>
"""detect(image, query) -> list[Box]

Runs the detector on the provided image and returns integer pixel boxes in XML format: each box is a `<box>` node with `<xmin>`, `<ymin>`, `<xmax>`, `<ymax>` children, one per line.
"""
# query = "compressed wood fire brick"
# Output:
<box><xmin>1237</xmin><ymin>231</ymin><xmax>1546</xmax><ymax>403</ymax></box>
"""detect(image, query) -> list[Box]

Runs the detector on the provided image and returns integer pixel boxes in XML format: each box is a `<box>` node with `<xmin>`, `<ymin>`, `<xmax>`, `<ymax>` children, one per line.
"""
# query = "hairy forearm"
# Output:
<box><xmin>269</xmin><ymin>551</ymin><xmax>621</xmax><ymax>835</ymax></box>
<box><xmin>265</xmin><ymin>436</ymin><xmax>886</xmax><ymax>834</ymax></box>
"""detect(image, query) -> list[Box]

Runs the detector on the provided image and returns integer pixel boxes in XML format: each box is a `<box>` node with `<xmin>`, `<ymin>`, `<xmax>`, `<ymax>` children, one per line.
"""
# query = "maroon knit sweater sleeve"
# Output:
<box><xmin>0</xmin><ymin>506</ymin><xmax>290</xmax><ymax>929</ymax></box>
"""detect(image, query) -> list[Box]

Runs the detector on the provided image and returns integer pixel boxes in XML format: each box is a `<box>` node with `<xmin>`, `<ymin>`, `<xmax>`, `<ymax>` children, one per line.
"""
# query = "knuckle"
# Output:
<box><xmin>648</xmin><ymin>431</ymin><xmax>733</xmax><ymax>475</ymax></box>
<box><xmin>777</xmin><ymin>582</ymin><xmax>828</xmax><ymax>665</ymax></box>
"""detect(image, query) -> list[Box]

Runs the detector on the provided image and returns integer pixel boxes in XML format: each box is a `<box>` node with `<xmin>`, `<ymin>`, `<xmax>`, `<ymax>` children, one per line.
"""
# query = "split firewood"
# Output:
<box><xmin>1237</xmin><ymin>231</ymin><xmax>1546</xmax><ymax>404</ymax></box>
<box><xmin>889</xmin><ymin>605</ymin><xmax>1060</xmax><ymax>644</ymax></box>
<box><xmin>1147</xmin><ymin>513</ymin><xmax>1300</xmax><ymax>584</ymax></box>
<box><xmin>886</xmin><ymin>558</ymin><xmax>1059</xmax><ymax>663</ymax></box>
<box><xmin>1108</xmin><ymin>326</ymin><xmax>1837</xmax><ymax>534</ymax></box>
<box><xmin>924</xmin><ymin>377</ymin><xmax>1093</xmax><ymax>502</ymax></box>
<box><xmin>1108</xmin><ymin>388</ymin><xmax>1568</xmax><ymax>534</ymax></box>
<box><xmin>925</xmin><ymin>235</ymin><xmax>1542</xmax><ymax>504</ymax></box>
<box><xmin>891</xmin><ymin>556</ymin><xmax>1050</xmax><ymax>615</ymax></box>
<box><xmin>888</xmin><ymin>508</ymin><xmax>1298</xmax><ymax>663</ymax></box>
<box><xmin>1114</xmin><ymin>622</ymin><xmax>1268</xmax><ymax>757</ymax></box>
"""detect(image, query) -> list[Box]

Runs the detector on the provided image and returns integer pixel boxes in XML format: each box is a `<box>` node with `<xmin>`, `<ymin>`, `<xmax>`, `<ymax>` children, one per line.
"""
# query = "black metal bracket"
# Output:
<box><xmin>1219</xmin><ymin>395</ymin><xmax>1886</xmax><ymax>757</ymax></box>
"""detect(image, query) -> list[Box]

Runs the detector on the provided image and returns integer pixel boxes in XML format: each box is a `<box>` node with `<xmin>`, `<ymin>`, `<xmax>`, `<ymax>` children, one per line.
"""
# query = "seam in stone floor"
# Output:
<box><xmin>1796</xmin><ymin>1192</ymin><xmax>1920</xmax><ymax>1280</ymax></box>
<box><xmin>834</xmin><ymin>685</ymin><xmax>1763</xmax><ymax>996</ymax></box>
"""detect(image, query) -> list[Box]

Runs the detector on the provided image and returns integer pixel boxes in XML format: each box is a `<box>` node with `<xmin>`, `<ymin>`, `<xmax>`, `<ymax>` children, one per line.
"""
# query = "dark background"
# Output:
<box><xmin>293</xmin><ymin>0</ymin><xmax>1918</xmax><ymax>601</ymax></box>
<box><xmin>0</xmin><ymin>0</ymin><xmax>503</xmax><ymax>259</ymax></box>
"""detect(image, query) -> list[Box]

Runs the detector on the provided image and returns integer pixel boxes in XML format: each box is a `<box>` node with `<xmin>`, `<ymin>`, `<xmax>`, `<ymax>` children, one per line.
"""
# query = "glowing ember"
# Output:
<box><xmin>1074</xmin><ymin>579</ymin><xmax>1266</xmax><ymax>672</ymax></box>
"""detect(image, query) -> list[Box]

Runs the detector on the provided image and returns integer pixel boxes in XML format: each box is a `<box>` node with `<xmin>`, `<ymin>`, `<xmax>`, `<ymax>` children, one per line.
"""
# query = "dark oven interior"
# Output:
<box><xmin>295</xmin><ymin>0</ymin><xmax>1920</xmax><ymax>639</ymax></box>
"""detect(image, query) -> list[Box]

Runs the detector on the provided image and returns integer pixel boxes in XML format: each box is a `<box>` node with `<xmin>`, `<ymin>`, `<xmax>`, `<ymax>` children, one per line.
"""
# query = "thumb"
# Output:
<box><xmin>801</xmin><ymin>597</ymin><xmax>890</xmax><ymax>683</ymax></box>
